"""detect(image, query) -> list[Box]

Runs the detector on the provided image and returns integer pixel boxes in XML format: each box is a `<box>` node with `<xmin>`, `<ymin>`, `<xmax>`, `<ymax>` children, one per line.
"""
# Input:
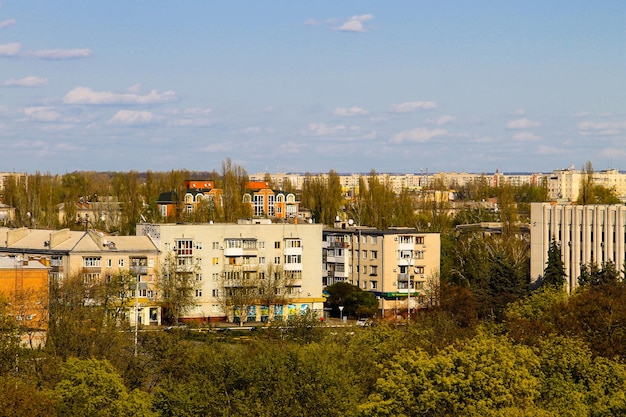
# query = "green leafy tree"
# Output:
<box><xmin>324</xmin><ymin>282</ymin><xmax>378</xmax><ymax>319</ymax></box>
<box><xmin>578</xmin><ymin>261</ymin><xmax>620</xmax><ymax>287</ymax></box>
<box><xmin>542</xmin><ymin>239</ymin><xmax>567</xmax><ymax>289</ymax></box>
<box><xmin>54</xmin><ymin>358</ymin><xmax>155</xmax><ymax>417</ymax></box>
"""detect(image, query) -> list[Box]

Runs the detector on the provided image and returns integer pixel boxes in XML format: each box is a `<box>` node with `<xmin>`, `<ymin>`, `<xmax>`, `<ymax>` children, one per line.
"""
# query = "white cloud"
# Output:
<box><xmin>0</xmin><ymin>42</ymin><xmax>20</xmax><ymax>57</ymax></box>
<box><xmin>390</xmin><ymin>127</ymin><xmax>447</xmax><ymax>144</ymax></box>
<box><xmin>390</xmin><ymin>101</ymin><xmax>439</xmax><ymax>113</ymax></box>
<box><xmin>426</xmin><ymin>115</ymin><xmax>456</xmax><ymax>126</ymax></box>
<box><xmin>0</xmin><ymin>19</ymin><xmax>16</xmax><ymax>29</ymax></box>
<box><xmin>506</xmin><ymin>118</ymin><xmax>541</xmax><ymax>129</ymax></box>
<box><xmin>108</xmin><ymin>110</ymin><xmax>155</xmax><ymax>125</ymax></box>
<box><xmin>333</xmin><ymin>107</ymin><xmax>368</xmax><ymax>117</ymax></box>
<box><xmin>577</xmin><ymin>121</ymin><xmax>626</xmax><ymax>136</ymax></box>
<box><xmin>24</xmin><ymin>106</ymin><xmax>62</xmax><ymax>122</ymax></box>
<box><xmin>337</xmin><ymin>14</ymin><xmax>374</xmax><ymax>32</ymax></box>
<box><xmin>277</xmin><ymin>141</ymin><xmax>306</xmax><ymax>154</ymax></box>
<box><xmin>64</xmin><ymin>86</ymin><xmax>176</xmax><ymax>105</ymax></box>
<box><xmin>30</xmin><ymin>48</ymin><xmax>92</xmax><ymax>60</ymax></box>
<box><xmin>304</xmin><ymin>123</ymin><xmax>357</xmax><ymax>136</ymax></box>
<box><xmin>512</xmin><ymin>132</ymin><xmax>541</xmax><ymax>141</ymax></box>
<box><xmin>304</xmin><ymin>18</ymin><xmax>319</xmax><ymax>26</ymax></box>
<box><xmin>2</xmin><ymin>76</ymin><xmax>48</xmax><ymax>87</ymax></box>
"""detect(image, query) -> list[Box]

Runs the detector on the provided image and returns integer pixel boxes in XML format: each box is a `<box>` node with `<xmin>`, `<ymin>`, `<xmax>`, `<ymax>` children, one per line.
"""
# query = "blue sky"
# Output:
<box><xmin>0</xmin><ymin>1</ymin><xmax>625</xmax><ymax>175</ymax></box>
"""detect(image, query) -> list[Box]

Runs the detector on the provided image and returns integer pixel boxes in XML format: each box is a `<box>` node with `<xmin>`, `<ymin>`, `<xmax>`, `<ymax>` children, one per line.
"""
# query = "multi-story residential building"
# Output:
<box><xmin>530</xmin><ymin>202</ymin><xmax>626</xmax><ymax>292</ymax></box>
<box><xmin>137</xmin><ymin>220</ymin><xmax>324</xmax><ymax>323</ymax></box>
<box><xmin>547</xmin><ymin>167</ymin><xmax>626</xmax><ymax>202</ymax></box>
<box><xmin>243</xmin><ymin>181</ymin><xmax>300</xmax><ymax>221</ymax></box>
<box><xmin>58</xmin><ymin>195</ymin><xmax>123</xmax><ymax>231</ymax></box>
<box><xmin>157</xmin><ymin>179</ymin><xmax>223</xmax><ymax>220</ymax></box>
<box><xmin>0</xmin><ymin>227</ymin><xmax>161</xmax><ymax>326</ymax></box>
<box><xmin>0</xmin><ymin>256</ymin><xmax>49</xmax><ymax>329</ymax></box>
<box><xmin>322</xmin><ymin>222</ymin><xmax>440</xmax><ymax>317</ymax></box>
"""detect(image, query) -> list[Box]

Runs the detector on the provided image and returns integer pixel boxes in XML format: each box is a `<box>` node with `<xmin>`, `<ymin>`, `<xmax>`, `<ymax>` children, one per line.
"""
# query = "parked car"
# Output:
<box><xmin>356</xmin><ymin>318</ymin><xmax>373</xmax><ymax>327</ymax></box>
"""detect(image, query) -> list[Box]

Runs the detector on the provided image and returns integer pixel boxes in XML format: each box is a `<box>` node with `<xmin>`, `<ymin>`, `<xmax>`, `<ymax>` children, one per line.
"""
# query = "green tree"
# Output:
<box><xmin>578</xmin><ymin>261</ymin><xmax>620</xmax><ymax>287</ymax></box>
<box><xmin>324</xmin><ymin>282</ymin><xmax>378</xmax><ymax>319</ymax></box>
<box><xmin>54</xmin><ymin>358</ymin><xmax>155</xmax><ymax>417</ymax></box>
<box><xmin>542</xmin><ymin>239</ymin><xmax>567</xmax><ymax>289</ymax></box>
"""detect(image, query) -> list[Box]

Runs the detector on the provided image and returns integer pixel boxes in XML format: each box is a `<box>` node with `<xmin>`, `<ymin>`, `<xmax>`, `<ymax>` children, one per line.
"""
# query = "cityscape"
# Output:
<box><xmin>1</xmin><ymin>1</ymin><xmax>625</xmax><ymax>415</ymax></box>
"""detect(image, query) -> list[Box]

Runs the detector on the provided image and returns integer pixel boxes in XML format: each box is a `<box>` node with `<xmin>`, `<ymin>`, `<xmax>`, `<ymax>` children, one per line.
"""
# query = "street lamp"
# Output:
<box><xmin>339</xmin><ymin>306</ymin><xmax>344</xmax><ymax>324</ymax></box>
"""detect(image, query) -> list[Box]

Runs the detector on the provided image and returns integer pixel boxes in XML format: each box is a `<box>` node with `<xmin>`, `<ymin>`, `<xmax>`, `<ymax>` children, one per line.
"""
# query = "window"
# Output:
<box><xmin>195</xmin><ymin>257</ymin><xmax>202</xmax><ymax>266</ymax></box>
<box><xmin>164</xmin><ymin>243</ymin><xmax>171</xmax><ymax>251</ymax></box>
<box><xmin>371</xmin><ymin>251</ymin><xmax>378</xmax><ymax>259</ymax></box>
<box><xmin>371</xmin><ymin>280</ymin><xmax>378</xmax><ymax>289</ymax></box>
<box><xmin>285</xmin><ymin>239</ymin><xmax>302</xmax><ymax>248</ymax></box>
<box><xmin>212</xmin><ymin>273</ymin><xmax>219</xmax><ymax>281</ymax></box>
<box><xmin>259</xmin><ymin>241</ymin><xmax>265</xmax><ymax>249</ymax></box>
<box><xmin>362</xmin><ymin>266</ymin><xmax>367</xmax><ymax>274</ymax></box>
<box><xmin>212</xmin><ymin>257</ymin><xmax>219</xmax><ymax>265</ymax></box>
<box><xmin>160</xmin><ymin>205</ymin><xmax>168</xmax><ymax>217</ymax></box>
<box><xmin>415</xmin><ymin>250</ymin><xmax>425</xmax><ymax>259</ymax></box>
<box><xmin>414</xmin><ymin>266</ymin><xmax>425</xmax><ymax>274</ymax></box>
<box><xmin>195</xmin><ymin>289</ymin><xmax>202</xmax><ymax>297</ymax></box>
<box><xmin>371</xmin><ymin>236</ymin><xmax>377</xmax><ymax>244</ymax></box>
<box><xmin>106</xmin><ymin>259</ymin><xmax>112</xmax><ymax>268</ymax></box>
<box><xmin>274</xmin><ymin>241</ymin><xmax>281</xmax><ymax>249</ymax></box>
<box><xmin>176</xmin><ymin>239</ymin><xmax>193</xmax><ymax>255</ymax></box>
<box><xmin>212</xmin><ymin>289</ymin><xmax>219</xmax><ymax>298</ymax></box>
<box><xmin>274</xmin><ymin>257</ymin><xmax>281</xmax><ymax>264</ymax></box>
<box><xmin>118</xmin><ymin>259</ymin><xmax>124</xmax><ymax>267</ymax></box>
<box><xmin>363</xmin><ymin>250</ymin><xmax>367</xmax><ymax>259</ymax></box>
<box><xmin>259</xmin><ymin>256</ymin><xmax>266</xmax><ymax>264</ymax></box>
<box><xmin>416</xmin><ymin>236</ymin><xmax>424</xmax><ymax>244</ymax></box>
<box><xmin>370</xmin><ymin>266</ymin><xmax>378</xmax><ymax>276</ymax></box>
<box><xmin>212</xmin><ymin>241</ymin><xmax>219</xmax><ymax>250</ymax></box>
<box><xmin>284</xmin><ymin>255</ymin><xmax>301</xmax><ymax>264</ymax></box>
<box><xmin>83</xmin><ymin>257</ymin><xmax>101</xmax><ymax>267</ymax></box>
<box><xmin>212</xmin><ymin>304</ymin><xmax>220</xmax><ymax>313</ymax></box>
<box><xmin>195</xmin><ymin>242</ymin><xmax>203</xmax><ymax>250</ymax></box>
<box><xmin>83</xmin><ymin>273</ymin><xmax>100</xmax><ymax>283</ymax></box>
<box><xmin>196</xmin><ymin>273</ymin><xmax>203</xmax><ymax>281</ymax></box>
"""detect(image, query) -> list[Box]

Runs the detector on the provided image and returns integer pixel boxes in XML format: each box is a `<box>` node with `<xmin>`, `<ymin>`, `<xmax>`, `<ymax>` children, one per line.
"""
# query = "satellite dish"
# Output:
<box><xmin>348</xmin><ymin>219</ymin><xmax>354</xmax><ymax>226</ymax></box>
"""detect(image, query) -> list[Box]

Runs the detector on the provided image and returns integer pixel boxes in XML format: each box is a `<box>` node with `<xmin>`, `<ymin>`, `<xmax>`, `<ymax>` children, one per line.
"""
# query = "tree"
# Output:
<box><xmin>578</xmin><ymin>261</ymin><xmax>620</xmax><ymax>287</ymax></box>
<box><xmin>218</xmin><ymin>158</ymin><xmax>250</xmax><ymax>222</ymax></box>
<box><xmin>158</xmin><ymin>252</ymin><xmax>198</xmax><ymax>325</ymax></box>
<box><xmin>54</xmin><ymin>358</ymin><xmax>155</xmax><ymax>417</ymax></box>
<box><xmin>542</xmin><ymin>239</ymin><xmax>567</xmax><ymax>289</ymax></box>
<box><xmin>324</xmin><ymin>282</ymin><xmax>378</xmax><ymax>319</ymax></box>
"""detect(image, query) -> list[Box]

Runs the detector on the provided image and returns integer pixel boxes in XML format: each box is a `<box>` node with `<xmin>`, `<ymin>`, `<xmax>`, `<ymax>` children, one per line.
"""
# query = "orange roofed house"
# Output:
<box><xmin>157</xmin><ymin>180</ymin><xmax>223</xmax><ymax>221</ymax></box>
<box><xmin>243</xmin><ymin>181</ymin><xmax>300</xmax><ymax>221</ymax></box>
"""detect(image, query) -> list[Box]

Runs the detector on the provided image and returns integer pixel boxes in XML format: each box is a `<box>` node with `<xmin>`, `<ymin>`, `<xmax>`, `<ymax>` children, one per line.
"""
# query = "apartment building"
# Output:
<box><xmin>530</xmin><ymin>202</ymin><xmax>626</xmax><ymax>292</ymax></box>
<box><xmin>323</xmin><ymin>222</ymin><xmax>440</xmax><ymax>317</ymax></box>
<box><xmin>137</xmin><ymin>220</ymin><xmax>324</xmax><ymax>323</ymax></box>
<box><xmin>547</xmin><ymin>167</ymin><xmax>626</xmax><ymax>202</ymax></box>
<box><xmin>157</xmin><ymin>179</ymin><xmax>223</xmax><ymax>220</ymax></box>
<box><xmin>0</xmin><ymin>227</ymin><xmax>161</xmax><ymax>326</ymax></box>
<box><xmin>243</xmin><ymin>181</ymin><xmax>300</xmax><ymax>221</ymax></box>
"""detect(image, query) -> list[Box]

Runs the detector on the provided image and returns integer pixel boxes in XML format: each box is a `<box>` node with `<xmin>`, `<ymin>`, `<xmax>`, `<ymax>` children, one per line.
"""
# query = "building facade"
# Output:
<box><xmin>0</xmin><ymin>227</ymin><xmax>161</xmax><ymax>326</ymax></box>
<box><xmin>322</xmin><ymin>223</ymin><xmax>440</xmax><ymax>317</ymax></box>
<box><xmin>137</xmin><ymin>220</ymin><xmax>324</xmax><ymax>323</ymax></box>
<box><xmin>530</xmin><ymin>202</ymin><xmax>626</xmax><ymax>292</ymax></box>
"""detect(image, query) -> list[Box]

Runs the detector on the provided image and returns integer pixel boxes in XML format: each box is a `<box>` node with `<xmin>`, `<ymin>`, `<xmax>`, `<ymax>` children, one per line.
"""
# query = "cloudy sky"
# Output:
<box><xmin>1</xmin><ymin>1</ymin><xmax>625</xmax><ymax>175</ymax></box>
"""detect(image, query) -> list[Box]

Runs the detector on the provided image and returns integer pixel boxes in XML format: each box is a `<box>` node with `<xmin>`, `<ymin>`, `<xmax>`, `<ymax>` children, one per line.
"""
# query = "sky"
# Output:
<box><xmin>0</xmin><ymin>1</ymin><xmax>625</xmax><ymax>175</ymax></box>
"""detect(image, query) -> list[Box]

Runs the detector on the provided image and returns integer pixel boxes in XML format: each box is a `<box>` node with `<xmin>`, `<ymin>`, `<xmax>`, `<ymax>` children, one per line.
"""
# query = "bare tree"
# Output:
<box><xmin>157</xmin><ymin>252</ymin><xmax>199</xmax><ymax>325</ymax></box>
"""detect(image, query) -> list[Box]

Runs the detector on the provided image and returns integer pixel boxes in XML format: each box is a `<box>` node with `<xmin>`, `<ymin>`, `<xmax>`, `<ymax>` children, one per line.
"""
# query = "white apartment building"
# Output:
<box><xmin>137</xmin><ymin>220</ymin><xmax>324</xmax><ymax>323</ymax></box>
<box><xmin>530</xmin><ymin>202</ymin><xmax>626</xmax><ymax>292</ymax></box>
<box><xmin>547</xmin><ymin>167</ymin><xmax>626</xmax><ymax>202</ymax></box>
<box><xmin>323</xmin><ymin>223</ymin><xmax>440</xmax><ymax>317</ymax></box>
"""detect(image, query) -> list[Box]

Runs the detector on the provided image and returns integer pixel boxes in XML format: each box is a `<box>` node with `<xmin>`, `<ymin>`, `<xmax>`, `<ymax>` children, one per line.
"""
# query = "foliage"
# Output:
<box><xmin>542</xmin><ymin>239</ymin><xmax>567</xmax><ymax>289</ymax></box>
<box><xmin>158</xmin><ymin>252</ymin><xmax>198</xmax><ymax>325</ymax></box>
<box><xmin>324</xmin><ymin>282</ymin><xmax>378</xmax><ymax>318</ymax></box>
<box><xmin>578</xmin><ymin>261</ymin><xmax>620</xmax><ymax>287</ymax></box>
<box><xmin>301</xmin><ymin>170</ymin><xmax>344</xmax><ymax>226</ymax></box>
<box><xmin>54</xmin><ymin>358</ymin><xmax>155</xmax><ymax>417</ymax></box>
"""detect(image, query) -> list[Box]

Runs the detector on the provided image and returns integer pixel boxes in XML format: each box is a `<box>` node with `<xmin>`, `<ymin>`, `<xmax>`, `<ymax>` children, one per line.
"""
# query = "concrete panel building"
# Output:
<box><xmin>137</xmin><ymin>220</ymin><xmax>324</xmax><ymax>323</ymax></box>
<box><xmin>323</xmin><ymin>223</ymin><xmax>440</xmax><ymax>317</ymax></box>
<box><xmin>530</xmin><ymin>202</ymin><xmax>626</xmax><ymax>292</ymax></box>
